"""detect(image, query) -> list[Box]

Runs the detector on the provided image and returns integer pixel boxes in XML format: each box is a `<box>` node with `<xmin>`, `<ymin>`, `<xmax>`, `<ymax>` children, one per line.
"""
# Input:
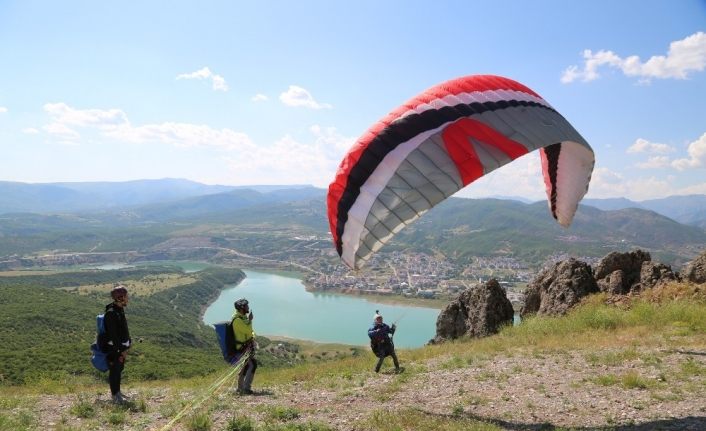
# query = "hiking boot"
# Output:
<box><xmin>236</xmin><ymin>388</ymin><xmax>254</xmax><ymax>395</ymax></box>
<box><xmin>112</xmin><ymin>393</ymin><xmax>127</xmax><ymax>404</ymax></box>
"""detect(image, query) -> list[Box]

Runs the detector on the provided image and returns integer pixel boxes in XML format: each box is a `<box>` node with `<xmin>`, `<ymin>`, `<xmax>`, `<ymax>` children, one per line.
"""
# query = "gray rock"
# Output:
<box><xmin>521</xmin><ymin>258</ymin><xmax>598</xmax><ymax>317</ymax></box>
<box><xmin>639</xmin><ymin>261</ymin><xmax>677</xmax><ymax>291</ymax></box>
<box><xmin>683</xmin><ymin>250</ymin><xmax>706</xmax><ymax>284</ymax></box>
<box><xmin>593</xmin><ymin>250</ymin><xmax>651</xmax><ymax>294</ymax></box>
<box><xmin>433</xmin><ymin>279</ymin><xmax>513</xmax><ymax>343</ymax></box>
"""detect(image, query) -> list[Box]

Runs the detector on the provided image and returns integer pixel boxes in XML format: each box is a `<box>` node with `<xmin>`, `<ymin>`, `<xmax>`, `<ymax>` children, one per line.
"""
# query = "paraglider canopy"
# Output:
<box><xmin>327</xmin><ymin>75</ymin><xmax>594</xmax><ymax>270</ymax></box>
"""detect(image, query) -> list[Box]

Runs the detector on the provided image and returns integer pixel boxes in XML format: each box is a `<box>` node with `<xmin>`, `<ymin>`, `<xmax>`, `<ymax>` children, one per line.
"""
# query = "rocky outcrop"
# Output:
<box><xmin>433</xmin><ymin>279</ymin><xmax>513</xmax><ymax>343</ymax></box>
<box><xmin>683</xmin><ymin>250</ymin><xmax>706</xmax><ymax>284</ymax></box>
<box><xmin>520</xmin><ymin>258</ymin><xmax>598</xmax><ymax>317</ymax></box>
<box><xmin>593</xmin><ymin>250</ymin><xmax>651</xmax><ymax>294</ymax></box>
<box><xmin>593</xmin><ymin>250</ymin><xmax>678</xmax><ymax>293</ymax></box>
<box><xmin>639</xmin><ymin>261</ymin><xmax>678</xmax><ymax>290</ymax></box>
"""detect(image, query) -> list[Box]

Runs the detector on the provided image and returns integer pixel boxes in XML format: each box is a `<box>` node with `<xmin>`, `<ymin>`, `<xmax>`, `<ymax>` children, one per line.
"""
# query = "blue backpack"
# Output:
<box><xmin>214</xmin><ymin>320</ymin><xmax>239</xmax><ymax>364</ymax></box>
<box><xmin>90</xmin><ymin>314</ymin><xmax>109</xmax><ymax>372</ymax></box>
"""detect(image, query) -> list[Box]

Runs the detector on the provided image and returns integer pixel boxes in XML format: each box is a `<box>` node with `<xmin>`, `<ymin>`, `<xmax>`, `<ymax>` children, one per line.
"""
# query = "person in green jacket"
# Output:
<box><xmin>232</xmin><ymin>298</ymin><xmax>257</xmax><ymax>395</ymax></box>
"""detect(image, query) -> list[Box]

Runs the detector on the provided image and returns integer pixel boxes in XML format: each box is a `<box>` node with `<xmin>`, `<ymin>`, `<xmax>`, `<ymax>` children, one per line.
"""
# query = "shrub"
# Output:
<box><xmin>225</xmin><ymin>415</ymin><xmax>255</xmax><ymax>431</ymax></box>
<box><xmin>186</xmin><ymin>412</ymin><xmax>212</xmax><ymax>431</ymax></box>
<box><xmin>69</xmin><ymin>398</ymin><xmax>95</xmax><ymax>419</ymax></box>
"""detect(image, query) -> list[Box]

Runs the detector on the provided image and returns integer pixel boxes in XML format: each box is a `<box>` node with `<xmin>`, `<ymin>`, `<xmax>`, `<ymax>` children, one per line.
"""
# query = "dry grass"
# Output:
<box><xmin>65</xmin><ymin>273</ymin><xmax>198</xmax><ymax>296</ymax></box>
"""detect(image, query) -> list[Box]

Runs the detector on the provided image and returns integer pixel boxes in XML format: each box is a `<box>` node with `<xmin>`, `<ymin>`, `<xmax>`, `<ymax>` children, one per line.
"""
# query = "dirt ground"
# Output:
<box><xmin>19</xmin><ymin>347</ymin><xmax>706</xmax><ymax>430</ymax></box>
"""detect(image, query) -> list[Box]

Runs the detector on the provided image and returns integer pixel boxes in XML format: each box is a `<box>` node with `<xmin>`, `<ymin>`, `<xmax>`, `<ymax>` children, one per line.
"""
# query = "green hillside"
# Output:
<box><xmin>0</xmin><ymin>266</ymin><xmax>248</xmax><ymax>385</ymax></box>
<box><xmin>395</xmin><ymin>199</ymin><xmax>706</xmax><ymax>265</ymax></box>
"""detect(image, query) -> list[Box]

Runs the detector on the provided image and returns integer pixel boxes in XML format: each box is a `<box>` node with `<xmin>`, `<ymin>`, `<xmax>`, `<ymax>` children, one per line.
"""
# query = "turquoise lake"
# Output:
<box><xmin>202</xmin><ymin>270</ymin><xmax>440</xmax><ymax>348</ymax></box>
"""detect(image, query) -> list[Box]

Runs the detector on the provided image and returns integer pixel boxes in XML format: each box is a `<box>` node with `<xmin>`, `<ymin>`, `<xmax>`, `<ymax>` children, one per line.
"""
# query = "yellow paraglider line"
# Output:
<box><xmin>156</xmin><ymin>348</ymin><xmax>252</xmax><ymax>431</ymax></box>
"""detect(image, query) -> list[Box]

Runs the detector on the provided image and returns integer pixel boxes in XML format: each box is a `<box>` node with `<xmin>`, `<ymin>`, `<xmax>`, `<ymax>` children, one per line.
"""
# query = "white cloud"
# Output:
<box><xmin>586</xmin><ymin>167</ymin><xmax>674</xmax><ymax>200</ymax></box>
<box><xmin>176</xmin><ymin>67</ymin><xmax>229</xmax><ymax>92</ymax></box>
<box><xmin>626</xmin><ymin>138</ymin><xmax>674</xmax><ymax>154</ymax></box>
<box><xmin>22</xmin><ymin>127</ymin><xmax>40</xmax><ymax>134</ymax></box>
<box><xmin>0</xmin><ymin>106</ymin><xmax>7</xmax><ymax>113</ymax></box>
<box><xmin>562</xmin><ymin>31</ymin><xmax>706</xmax><ymax>83</ymax></box>
<box><xmin>677</xmin><ymin>182</ymin><xmax>706</xmax><ymax>195</ymax></box>
<box><xmin>108</xmin><ymin>122</ymin><xmax>253</xmax><ymax>151</ymax></box>
<box><xmin>42</xmin><ymin>102</ymin><xmax>252</xmax><ymax>151</ymax></box>
<box><xmin>672</xmin><ymin>132</ymin><xmax>706</xmax><ymax>170</ymax></box>
<box><xmin>43</xmin><ymin>122</ymin><xmax>80</xmax><ymax>139</ymax></box>
<box><xmin>44</xmin><ymin>103</ymin><xmax>128</xmax><ymax>129</ymax></box>
<box><xmin>279</xmin><ymin>85</ymin><xmax>332</xmax><ymax>109</ymax></box>
<box><xmin>636</xmin><ymin>156</ymin><xmax>671</xmax><ymax>169</ymax></box>
<box><xmin>252</xmin><ymin>94</ymin><xmax>269</xmax><ymax>102</ymax></box>
<box><xmin>223</xmin><ymin>125</ymin><xmax>353</xmax><ymax>186</ymax></box>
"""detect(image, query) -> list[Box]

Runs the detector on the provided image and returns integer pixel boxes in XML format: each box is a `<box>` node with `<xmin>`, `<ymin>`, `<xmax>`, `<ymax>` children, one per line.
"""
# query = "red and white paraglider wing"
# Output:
<box><xmin>328</xmin><ymin>75</ymin><xmax>594</xmax><ymax>269</ymax></box>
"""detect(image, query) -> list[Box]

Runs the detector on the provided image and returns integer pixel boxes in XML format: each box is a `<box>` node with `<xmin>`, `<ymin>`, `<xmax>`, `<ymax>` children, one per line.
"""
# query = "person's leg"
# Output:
<box><xmin>375</xmin><ymin>355</ymin><xmax>385</xmax><ymax>372</ymax></box>
<box><xmin>237</xmin><ymin>366</ymin><xmax>247</xmax><ymax>392</ymax></box>
<box><xmin>241</xmin><ymin>358</ymin><xmax>258</xmax><ymax>392</ymax></box>
<box><xmin>108</xmin><ymin>355</ymin><xmax>124</xmax><ymax>398</ymax></box>
<box><xmin>390</xmin><ymin>350</ymin><xmax>400</xmax><ymax>369</ymax></box>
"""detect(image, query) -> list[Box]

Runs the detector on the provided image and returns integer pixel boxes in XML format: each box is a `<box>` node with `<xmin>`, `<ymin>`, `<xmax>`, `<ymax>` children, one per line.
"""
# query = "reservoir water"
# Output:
<box><xmin>203</xmin><ymin>270</ymin><xmax>440</xmax><ymax>348</ymax></box>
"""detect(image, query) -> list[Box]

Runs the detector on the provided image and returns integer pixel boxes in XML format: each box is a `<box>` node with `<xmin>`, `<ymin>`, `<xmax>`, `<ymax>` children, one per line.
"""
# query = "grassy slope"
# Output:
<box><xmin>1</xmin><ymin>282</ymin><xmax>704</xmax><ymax>430</ymax></box>
<box><xmin>0</xmin><ymin>266</ymin><xmax>246</xmax><ymax>385</ymax></box>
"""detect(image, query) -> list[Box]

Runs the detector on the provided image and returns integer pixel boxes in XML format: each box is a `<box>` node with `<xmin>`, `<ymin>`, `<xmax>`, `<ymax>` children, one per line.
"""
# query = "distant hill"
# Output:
<box><xmin>641</xmin><ymin>195</ymin><xmax>706</xmax><ymax>228</ymax></box>
<box><xmin>394</xmin><ymin>198</ymin><xmax>706</xmax><ymax>266</ymax></box>
<box><xmin>126</xmin><ymin>193</ymin><xmax>704</xmax><ymax>266</ymax></box>
<box><xmin>583</xmin><ymin>195</ymin><xmax>706</xmax><ymax>228</ymax></box>
<box><xmin>0</xmin><ymin>179</ymin><xmax>233</xmax><ymax>213</ymax></box>
<box><xmin>0</xmin><ymin>180</ymin><xmax>704</xmax><ymax>266</ymax></box>
<box><xmin>583</xmin><ymin>197</ymin><xmax>645</xmax><ymax>211</ymax></box>
<box><xmin>126</xmin><ymin>186</ymin><xmax>326</xmax><ymax>222</ymax></box>
<box><xmin>4</xmin><ymin>179</ymin><xmax>705</xmax><ymax>230</ymax></box>
<box><xmin>0</xmin><ymin>179</ymin><xmax>323</xmax><ymax>214</ymax></box>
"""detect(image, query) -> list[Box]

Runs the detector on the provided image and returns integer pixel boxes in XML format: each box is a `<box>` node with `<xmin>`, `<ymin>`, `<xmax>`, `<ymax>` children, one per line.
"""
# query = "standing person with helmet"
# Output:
<box><xmin>368</xmin><ymin>310</ymin><xmax>401</xmax><ymax>373</ymax></box>
<box><xmin>232</xmin><ymin>298</ymin><xmax>257</xmax><ymax>395</ymax></box>
<box><xmin>103</xmin><ymin>285</ymin><xmax>132</xmax><ymax>404</ymax></box>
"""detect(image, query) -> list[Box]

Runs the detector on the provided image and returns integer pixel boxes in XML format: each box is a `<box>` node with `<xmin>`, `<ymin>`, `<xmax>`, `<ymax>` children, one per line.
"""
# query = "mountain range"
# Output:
<box><xmin>2</xmin><ymin>179</ymin><xmax>706</xmax><ymax>228</ymax></box>
<box><xmin>0</xmin><ymin>179</ymin><xmax>704</xmax><ymax>266</ymax></box>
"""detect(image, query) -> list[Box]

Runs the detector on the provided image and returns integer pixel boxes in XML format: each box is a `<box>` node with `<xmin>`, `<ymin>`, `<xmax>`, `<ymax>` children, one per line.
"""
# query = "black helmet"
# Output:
<box><xmin>111</xmin><ymin>285</ymin><xmax>128</xmax><ymax>299</ymax></box>
<box><xmin>234</xmin><ymin>298</ymin><xmax>249</xmax><ymax>310</ymax></box>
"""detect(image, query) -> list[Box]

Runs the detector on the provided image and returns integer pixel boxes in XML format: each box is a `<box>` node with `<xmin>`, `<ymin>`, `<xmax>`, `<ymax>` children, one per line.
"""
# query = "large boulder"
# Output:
<box><xmin>433</xmin><ymin>279</ymin><xmax>513</xmax><ymax>343</ymax></box>
<box><xmin>593</xmin><ymin>250</ymin><xmax>651</xmax><ymax>294</ymax></box>
<box><xmin>521</xmin><ymin>258</ymin><xmax>598</xmax><ymax>317</ymax></box>
<box><xmin>639</xmin><ymin>261</ymin><xmax>678</xmax><ymax>290</ymax></box>
<box><xmin>683</xmin><ymin>250</ymin><xmax>706</xmax><ymax>284</ymax></box>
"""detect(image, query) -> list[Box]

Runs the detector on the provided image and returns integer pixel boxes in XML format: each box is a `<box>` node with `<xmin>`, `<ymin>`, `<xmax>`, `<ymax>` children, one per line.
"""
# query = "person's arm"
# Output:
<box><xmin>103</xmin><ymin>311</ymin><xmax>121</xmax><ymax>355</ymax></box>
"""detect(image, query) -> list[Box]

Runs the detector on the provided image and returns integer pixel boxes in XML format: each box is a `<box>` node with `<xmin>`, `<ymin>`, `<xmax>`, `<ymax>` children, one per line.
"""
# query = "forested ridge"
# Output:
<box><xmin>0</xmin><ymin>266</ymin><xmax>247</xmax><ymax>385</ymax></box>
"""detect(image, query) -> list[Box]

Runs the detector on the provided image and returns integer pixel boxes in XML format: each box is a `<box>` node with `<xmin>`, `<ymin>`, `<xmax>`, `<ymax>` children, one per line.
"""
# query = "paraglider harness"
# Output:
<box><xmin>369</xmin><ymin>322</ymin><xmax>396</xmax><ymax>358</ymax></box>
<box><xmin>215</xmin><ymin>317</ymin><xmax>254</xmax><ymax>364</ymax></box>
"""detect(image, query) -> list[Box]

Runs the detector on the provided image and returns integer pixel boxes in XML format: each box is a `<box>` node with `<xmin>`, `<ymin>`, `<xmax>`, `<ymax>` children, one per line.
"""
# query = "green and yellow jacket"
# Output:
<box><xmin>231</xmin><ymin>311</ymin><xmax>255</xmax><ymax>351</ymax></box>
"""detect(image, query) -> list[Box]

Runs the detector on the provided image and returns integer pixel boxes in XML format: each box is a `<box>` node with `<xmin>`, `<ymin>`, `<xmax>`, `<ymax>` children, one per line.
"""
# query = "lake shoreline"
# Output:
<box><xmin>301</xmin><ymin>279</ymin><xmax>447</xmax><ymax>310</ymax></box>
<box><xmin>202</xmin><ymin>268</ymin><xmax>439</xmax><ymax>348</ymax></box>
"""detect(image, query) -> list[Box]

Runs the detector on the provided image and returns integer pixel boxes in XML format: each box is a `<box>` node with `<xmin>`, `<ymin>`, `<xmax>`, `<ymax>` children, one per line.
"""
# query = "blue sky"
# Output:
<box><xmin>0</xmin><ymin>1</ymin><xmax>704</xmax><ymax>201</ymax></box>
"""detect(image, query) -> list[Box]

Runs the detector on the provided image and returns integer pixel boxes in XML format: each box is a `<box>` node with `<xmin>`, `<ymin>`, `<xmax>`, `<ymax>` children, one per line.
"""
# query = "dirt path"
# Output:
<box><xmin>12</xmin><ymin>346</ymin><xmax>705</xmax><ymax>430</ymax></box>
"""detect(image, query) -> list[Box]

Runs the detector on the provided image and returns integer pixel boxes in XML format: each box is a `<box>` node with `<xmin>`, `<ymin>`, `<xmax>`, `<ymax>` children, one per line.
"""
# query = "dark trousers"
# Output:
<box><xmin>238</xmin><ymin>357</ymin><xmax>257</xmax><ymax>391</ymax></box>
<box><xmin>375</xmin><ymin>350</ymin><xmax>400</xmax><ymax>372</ymax></box>
<box><xmin>108</xmin><ymin>354</ymin><xmax>124</xmax><ymax>395</ymax></box>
